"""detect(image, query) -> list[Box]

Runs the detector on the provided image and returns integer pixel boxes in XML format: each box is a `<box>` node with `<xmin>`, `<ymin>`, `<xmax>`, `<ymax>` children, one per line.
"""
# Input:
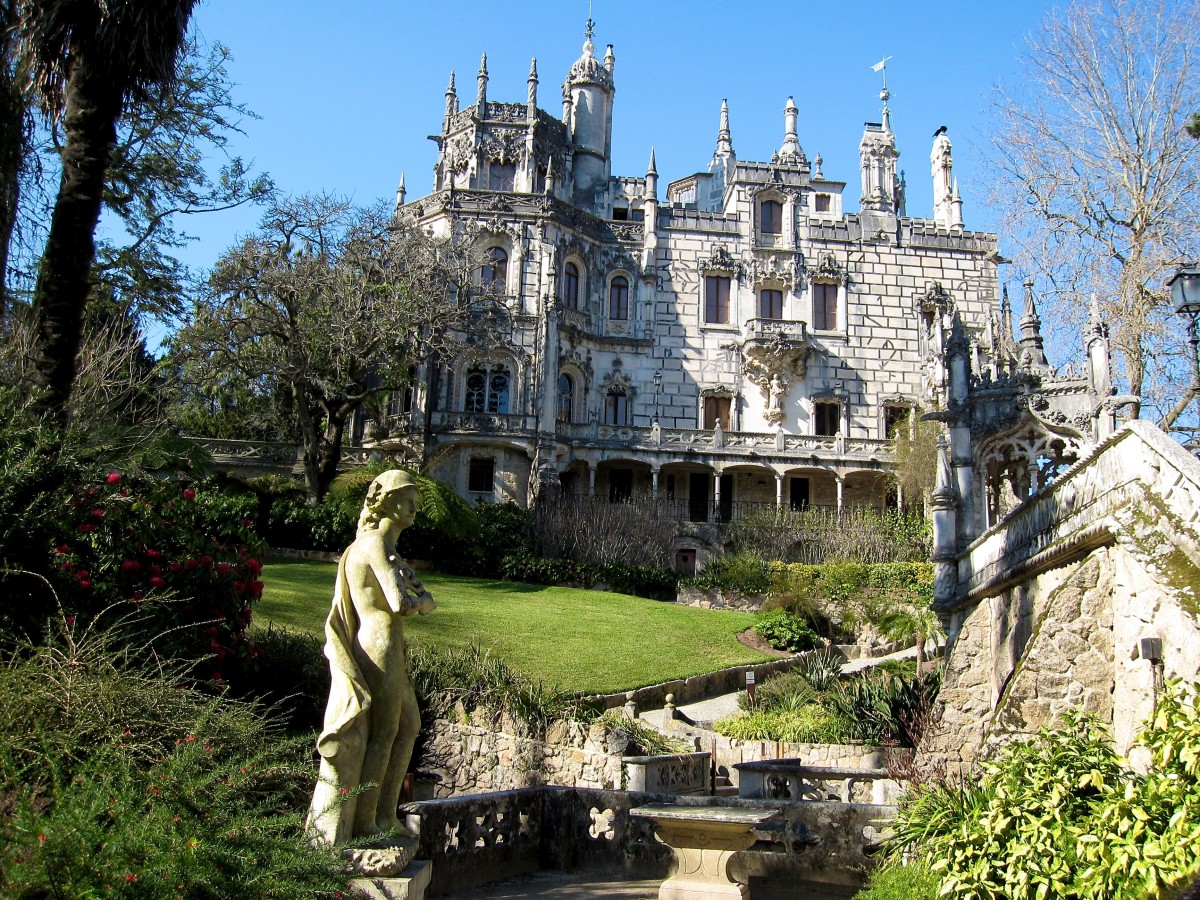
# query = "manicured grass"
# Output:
<box><xmin>258</xmin><ymin>560</ymin><xmax>771</xmax><ymax>695</ymax></box>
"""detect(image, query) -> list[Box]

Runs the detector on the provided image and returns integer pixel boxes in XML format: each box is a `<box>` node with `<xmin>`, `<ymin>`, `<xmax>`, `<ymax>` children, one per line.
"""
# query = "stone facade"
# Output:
<box><xmin>924</xmin><ymin>421</ymin><xmax>1200</xmax><ymax>772</ymax></box>
<box><xmin>365</xmin><ymin>19</ymin><xmax>1036</xmax><ymax>532</ymax></box>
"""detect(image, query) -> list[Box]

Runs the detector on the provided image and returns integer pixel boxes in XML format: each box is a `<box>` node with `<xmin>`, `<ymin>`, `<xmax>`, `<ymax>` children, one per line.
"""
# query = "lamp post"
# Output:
<box><xmin>1167</xmin><ymin>264</ymin><xmax>1200</xmax><ymax>451</ymax></box>
<box><xmin>653</xmin><ymin>369</ymin><xmax>663</xmax><ymax>422</ymax></box>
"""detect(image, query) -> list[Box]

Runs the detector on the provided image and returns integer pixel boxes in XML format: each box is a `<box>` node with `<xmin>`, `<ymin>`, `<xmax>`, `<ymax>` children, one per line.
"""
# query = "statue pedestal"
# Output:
<box><xmin>630</xmin><ymin>804</ymin><xmax>779</xmax><ymax>900</ymax></box>
<box><xmin>351</xmin><ymin>860</ymin><xmax>432</xmax><ymax>900</ymax></box>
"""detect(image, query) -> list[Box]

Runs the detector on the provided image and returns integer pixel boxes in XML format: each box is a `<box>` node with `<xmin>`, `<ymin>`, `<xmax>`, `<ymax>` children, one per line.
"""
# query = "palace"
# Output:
<box><xmin>369</xmin><ymin>21</ymin><xmax>1116</xmax><ymax>567</ymax></box>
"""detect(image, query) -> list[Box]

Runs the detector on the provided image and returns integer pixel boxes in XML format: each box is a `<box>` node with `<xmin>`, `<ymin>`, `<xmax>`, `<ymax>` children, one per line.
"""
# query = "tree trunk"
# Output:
<box><xmin>0</xmin><ymin>10</ymin><xmax>24</xmax><ymax>325</ymax></box>
<box><xmin>31</xmin><ymin>64</ymin><xmax>123</xmax><ymax>419</ymax></box>
<box><xmin>915</xmin><ymin>634</ymin><xmax>926</xmax><ymax>677</ymax></box>
<box><xmin>293</xmin><ymin>384</ymin><xmax>324</xmax><ymax>505</ymax></box>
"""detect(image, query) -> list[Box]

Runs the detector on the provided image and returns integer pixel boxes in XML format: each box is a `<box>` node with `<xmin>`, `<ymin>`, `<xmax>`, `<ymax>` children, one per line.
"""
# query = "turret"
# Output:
<box><xmin>642</xmin><ymin>148</ymin><xmax>658</xmax><ymax>274</ymax></box>
<box><xmin>779</xmin><ymin>97</ymin><xmax>803</xmax><ymax>161</ymax></box>
<box><xmin>931</xmin><ymin>126</ymin><xmax>954</xmax><ymax>228</ymax></box>
<box><xmin>562</xmin><ymin>19</ymin><xmax>615</xmax><ymax>213</ymax></box>
<box><xmin>707</xmin><ymin>100</ymin><xmax>736</xmax><ymax>209</ymax></box>
<box><xmin>950</xmin><ymin>178</ymin><xmax>964</xmax><ymax>230</ymax></box>
<box><xmin>859</xmin><ymin>82</ymin><xmax>900</xmax><ymax>216</ymax></box>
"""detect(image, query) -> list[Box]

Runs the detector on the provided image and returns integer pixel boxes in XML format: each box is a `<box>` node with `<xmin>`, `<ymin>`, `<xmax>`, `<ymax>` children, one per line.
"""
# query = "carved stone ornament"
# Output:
<box><xmin>701</xmin><ymin>244</ymin><xmax>742</xmax><ymax>277</ymax></box>
<box><xmin>977</xmin><ymin>416</ymin><xmax>1085</xmax><ymax>519</ymax></box>
<box><xmin>459</xmin><ymin>215</ymin><xmax>523</xmax><ymax>245</ymax></box>
<box><xmin>480</xmin><ymin>128</ymin><xmax>526</xmax><ymax>164</ymax></box>
<box><xmin>917</xmin><ymin>280</ymin><xmax>955</xmax><ymax>318</ymax></box>
<box><xmin>742</xmin><ymin>332</ymin><xmax>809</xmax><ymax>425</ymax></box>
<box><xmin>599</xmin><ymin>356</ymin><xmax>637</xmax><ymax>398</ymax></box>
<box><xmin>750</xmin><ymin>251</ymin><xmax>800</xmax><ymax>290</ymax></box>
<box><xmin>809</xmin><ymin>252</ymin><xmax>846</xmax><ymax>285</ymax></box>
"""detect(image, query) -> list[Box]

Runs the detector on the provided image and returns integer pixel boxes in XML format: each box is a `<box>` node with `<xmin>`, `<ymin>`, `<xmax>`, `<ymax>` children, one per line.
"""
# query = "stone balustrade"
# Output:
<box><xmin>623</xmin><ymin>752</ymin><xmax>711</xmax><ymax>794</ymax></box>
<box><xmin>735</xmin><ymin>759</ymin><xmax>902</xmax><ymax>805</ymax></box>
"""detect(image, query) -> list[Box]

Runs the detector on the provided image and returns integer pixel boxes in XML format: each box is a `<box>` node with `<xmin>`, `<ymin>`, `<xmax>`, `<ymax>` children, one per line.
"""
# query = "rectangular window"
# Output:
<box><xmin>609</xmin><ymin>277</ymin><xmax>629</xmax><ymax>320</ymax></box>
<box><xmin>814</xmin><ymin>193</ymin><xmax>831</xmax><ymax>213</ymax></box>
<box><xmin>611</xmin><ymin>207</ymin><xmax>629</xmax><ymax>221</ymax></box>
<box><xmin>703</xmin><ymin>396</ymin><xmax>731</xmax><ymax>431</ymax></box>
<box><xmin>813</xmin><ymin>282</ymin><xmax>838</xmax><ymax>330</ymax></box>
<box><xmin>759</xmin><ymin>289</ymin><xmax>783</xmax><ymax>319</ymax></box>
<box><xmin>468</xmin><ymin>457</ymin><xmax>495</xmax><ymax>493</ymax></box>
<box><xmin>760</xmin><ymin>200</ymin><xmax>783</xmax><ymax>234</ymax></box>
<box><xmin>705</xmin><ymin>275</ymin><xmax>730</xmax><ymax>324</ymax></box>
<box><xmin>885</xmin><ymin>406</ymin><xmax>911</xmax><ymax>438</ymax></box>
<box><xmin>605</xmin><ymin>391</ymin><xmax>628</xmax><ymax>426</ymax></box>
<box><xmin>814</xmin><ymin>402</ymin><xmax>840</xmax><ymax>436</ymax></box>
<box><xmin>789</xmin><ymin>477</ymin><xmax>811</xmax><ymax>510</ymax></box>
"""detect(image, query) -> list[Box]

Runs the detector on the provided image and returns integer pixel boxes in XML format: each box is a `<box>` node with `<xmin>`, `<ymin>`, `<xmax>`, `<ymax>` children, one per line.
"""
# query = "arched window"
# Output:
<box><xmin>604</xmin><ymin>389</ymin><xmax>628</xmax><ymax>426</ymax></box>
<box><xmin>759</xmin><ymin>288</ymin><xmax>783</xmax><ymax>319</ymax></box>
<box><xmin>608</xmin><ymin>275</ymin><xmax>629</xmax><ymax>320</ymax></box>
<box><xmin>760</xmin><ymin>199</ymin><xmax>783</xmax><ymax>235</ymax></box>
<box><xmin>563</xmin><ymin>262</ymin><xmax>580</xmax><ymax>309</ymax></box>
<box><xmin>464</xmin><ymin>365</ymin><xmax>511</xmax><ymax>414</ymax></box>
<box><xmin>481</xmin><ymin>247</ymin><xmax>508</xmax><ymax>294</ymax></box>
<box><xmin>557</xmin><ymin>373</ymin><xmax>574</xmax><ymax>423</ymax></box>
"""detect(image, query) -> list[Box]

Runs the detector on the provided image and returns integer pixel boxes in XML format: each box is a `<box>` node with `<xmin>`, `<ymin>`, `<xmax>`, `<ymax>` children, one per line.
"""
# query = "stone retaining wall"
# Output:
<box><xmin>676</xmin><ymin>586</ymin><xmax>765</xmax><ymax>611</ymax></box>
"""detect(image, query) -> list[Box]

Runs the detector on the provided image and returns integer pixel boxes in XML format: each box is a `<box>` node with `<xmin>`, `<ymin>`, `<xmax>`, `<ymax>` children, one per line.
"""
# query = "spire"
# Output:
<box><xmin>931</xmin><ymin>126</ymin><xmax>954</xmax><ymax>228</ymax></box>
<box><xmin>1018</xmin><ymin>278</ymin><xmax>1051</xmax><ymax>373</ymax></box>
<box><xmin>603</xmin><ymin>43</ymin><xmax>615</xmax><ymax>73</ymax></box>
<box><xmin>527</xmin><ymin>57</ymin><xmax>538</xmax><ymax>112</ymax></box>
<box><xmin>476</xmin><ymin>53</ymin><xmax>488</xmax><ymax>113</ymax></box>
<box><xmin>950</xmin><ymin>178</ymin><xmax>964</xmax><ymax>229</ymax></box>
<box><xmin>444</xmin><ymin>71</ymin><xmax>458</xmax><ymax>125</ymax></box>
<box><xmin>780</xmin><ymin>96</ymin><xmax>803</xmax><ymax>160</ymax></box>
<box><xmin>647</xmin><ymin>147</ymin><xmax>657</xmax><ymax>177</ymax></box>
<box><xmin>394</xmin><ymin>172</ymin><xmax>406</xmax><ymax>213</ymax></box>
<box><xmin>716</xmin><ymin>99</ymin><xmax>732</xmax><ymax>155</ymax></box>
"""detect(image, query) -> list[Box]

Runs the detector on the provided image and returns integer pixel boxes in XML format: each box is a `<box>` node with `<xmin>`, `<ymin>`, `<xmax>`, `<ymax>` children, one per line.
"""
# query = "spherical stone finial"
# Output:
<box><xmin>880</xmin><ymin>87</ymin><xmax>890</xmax><ymax>103</ymax></box>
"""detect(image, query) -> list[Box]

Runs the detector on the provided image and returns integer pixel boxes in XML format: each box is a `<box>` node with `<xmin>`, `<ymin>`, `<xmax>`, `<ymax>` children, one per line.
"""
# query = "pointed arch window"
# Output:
<box><xmin>609</xmin><ymin>275</ymin><xmax>629</xmax><ymax>320</ymax></box>
<box><xmin>563</xmin><ymin>262</ymin><xmax>580</xmax><ymax>309</ymax></box>
<box><xmin>604</xmin><ymin>388</ymin><xmax>628</xmax><ymax>426</ymax></box>
<box><xmin>557</xmin><ymin>373</ymin><xmax>575</xmax><ymax>423</ymax></box>
<box><xmin>464</xmin><ymin>364</ymin><xmax>511</xmax><ymax>414</ymax></box>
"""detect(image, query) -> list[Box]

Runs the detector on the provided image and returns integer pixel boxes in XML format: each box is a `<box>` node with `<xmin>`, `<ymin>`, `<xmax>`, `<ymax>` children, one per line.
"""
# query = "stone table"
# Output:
<box><xmin>630</xmin><ymin>803</ymin><xmax>779</xmax><ymax>899</ymax></box>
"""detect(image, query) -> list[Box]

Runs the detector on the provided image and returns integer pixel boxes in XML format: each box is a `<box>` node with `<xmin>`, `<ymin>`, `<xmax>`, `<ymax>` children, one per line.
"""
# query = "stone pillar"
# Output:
<box><xmin>588</xmin><ymin>463</ymin><xmax>597</xmax><ymax>498</ymax></box>
<box><xmin>836</xmin><ymin>476</ymin><xmax>844</xmax><ymax>513</ymax></box>
<box><xmin>931</xmin><ymin>434</ymin><xmax>959</xmax><ymax>609</ymax></box>
<box><xmin>713</xmin><ymin>471</ymin><xmax>722</xmax><ymax>517</ymax></box>
<box><xmin>775</xmin><ymin>473</ymin><xmax>784</xmax><ymax>511</ymax></box>
<box><xmin>651</xmin><ymin>467</ymin><xmax>660</xmax><ymax>501</ymax></box>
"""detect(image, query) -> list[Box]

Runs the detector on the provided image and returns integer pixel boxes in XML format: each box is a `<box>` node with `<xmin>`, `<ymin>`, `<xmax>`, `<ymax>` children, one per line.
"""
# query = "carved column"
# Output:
<box><xmin>651</xmin><ymin>467</ymin><xmax>660</xmax><ymax>501</ymax></box>
<box><xmin>588</xmin><ymin>462</ymin><xmax>597</xmax><ymax>498</ymax></box>
<box><xmin>775</xmin><ymin>473</ymin><xmax>784</xmax><ymax>511</ymax></box>
<box><xmin>835</xmin><ymin>475</ymin><xmax>844</xmax><ymax>513</ymax></box>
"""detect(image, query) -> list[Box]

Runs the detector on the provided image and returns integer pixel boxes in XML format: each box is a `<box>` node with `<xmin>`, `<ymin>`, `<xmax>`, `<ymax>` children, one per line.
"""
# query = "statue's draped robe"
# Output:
<box><xmin>307</xmin><ymin>552</ymin><xmax>372</xmax><ymax>845</ymax></box>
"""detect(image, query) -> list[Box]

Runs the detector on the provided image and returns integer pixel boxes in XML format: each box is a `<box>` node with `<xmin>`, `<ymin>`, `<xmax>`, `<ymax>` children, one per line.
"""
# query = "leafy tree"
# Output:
<box><xmin>12</xmin><ymin>0</ymin><xmax>201</xmax><ymax>420</ymax></box>
<box><xmin>174</xmin><ymin>195</ymin><xmax>480</xmax><ymax>503</ymax></box>
<box><xmin>985</xmin><ymin>0</ymin><xmax>1200</xmax><ymax>423</ymax></box>
<box><xmin>877</xmin><ymin>604</ymin><xmax>942</xmax><ymax>675</ymax></box>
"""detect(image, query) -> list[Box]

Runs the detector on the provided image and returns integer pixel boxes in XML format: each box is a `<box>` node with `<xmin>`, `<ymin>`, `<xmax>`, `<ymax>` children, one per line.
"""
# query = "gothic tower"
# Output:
<box><xmin>562</xmin><ymin>19</ymin><xmax>615</xmax><ymax>213</ymax></box>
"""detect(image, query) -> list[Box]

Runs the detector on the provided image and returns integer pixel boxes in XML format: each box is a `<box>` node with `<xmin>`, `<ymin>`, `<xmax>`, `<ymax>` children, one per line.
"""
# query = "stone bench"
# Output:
<box><xmin>734</xmin><ymin>759</ymin><xmax>901</xmax><ymax>805</ymax></box>
<box><xmin>630</xmin><ymin>803</ymin><xmax>780</xmax><ymax>899</ymax></box>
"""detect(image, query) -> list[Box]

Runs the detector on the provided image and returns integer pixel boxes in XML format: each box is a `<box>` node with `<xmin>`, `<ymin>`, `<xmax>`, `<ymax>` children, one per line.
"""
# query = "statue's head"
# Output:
<box><xmin>359</xmin><ymin>470</ymin><xmax>420</xmax><ymax>531</ymax></box>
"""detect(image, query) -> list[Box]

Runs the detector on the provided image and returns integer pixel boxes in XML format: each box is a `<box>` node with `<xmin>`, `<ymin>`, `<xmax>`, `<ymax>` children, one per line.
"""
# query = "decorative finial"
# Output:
<box><xmin>528</xmin><ymin>57</ymin><xmax>538</xmax><ymax>81</ymax></box>
<box><xmin>446</xmin><ymin>71</ymin><xmax>456</xmax><ymax>95</ymax></box>
<box><xmin>780</xmin><ymin>96</ymin><xmax>802</xmax><ymax>160</ymax></box>
<box><xmin>478</xmin><ymin>53</ymin><xmax>488</xmax><ymax>77</ymax></box>
<box><xmin>647</xmin><ymin>147</ymin><xmax>657</xmax><ymax>175</ymax></box>
<box><xmin>872</xmin><ymin>56</ymin><xmax>893</xmax><ymax>131</ymax></box>
<box><xmin>813</xmin><ymin>151</ymin><xmax>823</xmax><ymax>180</ymax></box>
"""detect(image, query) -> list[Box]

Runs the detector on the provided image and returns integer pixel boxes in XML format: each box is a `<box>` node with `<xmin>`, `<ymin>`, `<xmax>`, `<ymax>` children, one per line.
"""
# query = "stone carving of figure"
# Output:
<box><xmin>308</xmin><ymin>470</ymin><xmax>436</xmax><ymax>848</ymax></box>
<box><xmin>769</xmin><ymin>373</ymin><xmax>786</xmax><ymax>410</ymax></box>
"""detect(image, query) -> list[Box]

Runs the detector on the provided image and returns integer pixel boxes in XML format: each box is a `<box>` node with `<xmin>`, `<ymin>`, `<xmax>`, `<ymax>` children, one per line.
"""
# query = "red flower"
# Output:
<box><xmin>216</xmin><ymin>562</ymin><xmax>231</xmax><ymax>575</ymax></box>
<box><xmin>207</xmin><ymin>626</ymin><xmax>219</xmax><ymax>637</ymax></box>
<box><xmin>146</xmin><ymin>549</ymin><xmax>162</xmax><ymax>558</ymax></box>
<box><xmin>199</xmin><ymin>555</ymin><xmax>213</xmax><ymax>569</ymax></box>
<box><xmin>89</xmin><ymin>508</ymin><xmax>104</xmax><ymax>519</ymax></box>
<box><xmin>241</xmin><ymin>518</ymin><xmax>253</xmax><ymax>528</ymax></box>
<box><xmin>106</xmin><ymin>472</ymin><xmax>121</xmax><ymax>484</ymax></box>
<box><xmin>185</xmin><ymin>559</ymin><xmax>199</xmax><ymax>571</ymax></box>
<box><xmin>54</xmin><ymin>544</ymin><xmax>70</xmax><ymax>555</ymax></box>
<box><xmin>130</xmin><ymin>593</ymin><xmax>144</xmax><ymax>602</ymax></box>
<box><xmin>169</xmin><ymin>561</ymin><xmax>183</xmax><ymax>573</ymax></box>
<box><xmin>149</xmin><ymin>576</ymin><xmax>166</xmax><ymax>589</ymax></box>
<box><xmin>121</xmin><ymin>560</ymin><xmax>141</xmax><ymax>573</ymax></box>
<box><xmin>233</xmin><ymin>581</ymin><xmax>246</xmax><ymax>594</ymax></box>
<box><xmin>250</xmin><ymin>581</ymin><xmax>264</xmax><ymax>599</ymax></box>
<box><xmin>182</xmin><ymin>488</ymin><xmax>196</xmax><ymax>501</ymax></box>
<box><xmin>79</xmin><ymin>523</ymin><xmax>95</xmax><ymax>534</ymax></box>
<box><xmin>75</xmin><ymin>569</ymin><xmax>90</xmax><ymax>580</ymax></box>
<box><xmin>78</xmin><ymin>580</ymin><xmax>91</xmax><ymax>590</ymax></box>
<box><xmin>125</xmin><ymin>874</ymin><xmax>138</xmax><ymax>883</ymax></box>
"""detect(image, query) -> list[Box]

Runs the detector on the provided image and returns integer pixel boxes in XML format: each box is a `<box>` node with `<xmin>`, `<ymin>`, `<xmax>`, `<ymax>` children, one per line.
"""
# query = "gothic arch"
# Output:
<box><xmin>976</xmin><ymin>414</ymin><xmax>1086</xmax><ymax>523</ymax></box>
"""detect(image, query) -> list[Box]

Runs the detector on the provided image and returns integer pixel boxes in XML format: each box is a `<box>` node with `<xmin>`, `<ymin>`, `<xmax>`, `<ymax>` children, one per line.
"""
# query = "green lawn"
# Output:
<box><xmin>258</xmin><ymin>560</ymin><xmax>771</xmax><ymax>695</ymax></box>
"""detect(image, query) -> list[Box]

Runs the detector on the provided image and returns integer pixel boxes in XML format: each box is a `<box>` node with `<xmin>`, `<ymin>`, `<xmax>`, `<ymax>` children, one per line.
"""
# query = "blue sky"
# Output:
<box><xmin>172</xmin><ymin>0</ymin><xmax>1061</xmax><ymax>277</ymax></box>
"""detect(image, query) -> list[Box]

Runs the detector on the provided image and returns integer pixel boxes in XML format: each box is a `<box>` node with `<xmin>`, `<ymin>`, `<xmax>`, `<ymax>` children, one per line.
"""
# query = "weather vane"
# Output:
<box><xmin>871</xmin><ymin>56</ymin><xmax>893</xmax><ymax>128</ymax></box>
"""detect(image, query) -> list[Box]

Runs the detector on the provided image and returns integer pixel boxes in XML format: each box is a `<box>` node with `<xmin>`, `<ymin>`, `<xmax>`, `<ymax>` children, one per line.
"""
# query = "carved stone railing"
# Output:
<box><xmin>734</xmin><ymin>760</ymin><xmax>902</xmax><ymax>805</ymax></box>
<box><xmin>429</xmin><ymin>411</ymin><xmax>539</xmax><ymax>435</ymax></box>
<box><xmin>623</xmin><ymin>752</ymin><xmax>711</xmax><ymax>794</ymax></box>
<box><xmin>743</xmin><ymin>317</ymin><xmax>808</xmax><ymax>342</ymax></box>
<box><xmin>555</xmin><ymin>422</ymin><xmax>892</xmax><ymax>462</ymax></box>
<box><xmin>188</xmin><ymin>437</ymin><xmax>299</xmax><ymax>466</ymax></box>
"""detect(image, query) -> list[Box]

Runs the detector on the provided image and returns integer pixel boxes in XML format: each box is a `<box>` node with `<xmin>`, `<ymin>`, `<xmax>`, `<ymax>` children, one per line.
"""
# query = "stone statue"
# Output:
<box><xmin>308</xmin><ymin>470</ymin><xmax>436</xmax><ymax>853</ymax></box>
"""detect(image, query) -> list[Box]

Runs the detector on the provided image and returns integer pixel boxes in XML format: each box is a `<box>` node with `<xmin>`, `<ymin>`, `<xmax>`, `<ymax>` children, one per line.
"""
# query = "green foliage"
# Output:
<box><xmin>796</xmin><ymin>648</ymin><xmax>845</xmax><ymax>693</ymax></box>
<box><xmin>716</xmin><ymin>703</ymin><xmax>848</xmax><ymax>744</ymax></box>
<box><xmin>691</xmin><ymin>551</ymin><xmax>774</xmax><ymax>594</ymax></box>
<box><xmin>0</xmin><ymin>627</ymin><xmax>349</xmax><ymax>897</ymax></box>
<box><xmin>467</xmin><ymin>501</ymin><xmax>537</xmax><ymax>576</ymax></box>
<box><xmin>595</xmin><ymin>709</ymin><xmax>691</xmax><ymax>756</ymax></box>
<box><xmin>741</xmin><ymin>671</ymin><xmax>817</xmax><ymax>712</ymax></box>
<box><xmin>266</xmin><ymin>493</ymin><xmax>355</xmax><ymax>553</ymax></box>
<box><xmin>753</xmin><ymin>608</ymin><xmax>820</xmax><ymax>652</ymax></box>
<box><xmin>499</xmin><ymin>550</ymin><xmax>681</xmax><ymax>600</ymax></box>
<box><xmin>851</xmin><ymin>859</ymin><xmax>940</xmax><ymax>900</ymax></box>
<box><xmin>888</xmin><ymin>682</ymin><xmax>1200</xmax><ymax>899</ymax></box>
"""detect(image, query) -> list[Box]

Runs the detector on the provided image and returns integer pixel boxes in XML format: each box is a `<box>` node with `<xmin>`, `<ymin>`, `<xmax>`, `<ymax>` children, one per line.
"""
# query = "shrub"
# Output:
<box><xmin>796</xmin><ymin>648</ymin><xmax>845</xmax><ymax>693</ymax></box>
<box><xmin>716</xmin><ymin>704</ymin><xmax>847</xmax><ymax>744</ymax></box>
<box><xmin>691</xmin><ymin>551</ymin><xmax>775</xmax><ymax>594</ymax></box>
<box><xmin>888</xmin><ymin>681</ymin><xmax>1200</xmax><ymax>898</ymax></box>
<box><xmin>534</xmin><ymin>495</ymin><xmax>674</xmax><ymax>569</ymax></box>
<box><xmin>851</xmin><ymin>860</ymin><xmax>940</xmax><ymax>900</ymax></box>
<box><xmin>498</xmin><ymin>551</ymin><xmax>680</xmax><ymax>600</ymax></box>
<box><xmin>47</xmin><ymin>473</ymin><xmax>267</xmax><ymax>683</ymax></box>
<box><xmin>0</xmin><ymin>627</ymin><xmax>350</xmax><ymax>897</ymax></box>
<box><xmin>728</xmin><ymin>505</ymin><xmax>931</xmax><ymax>564</ymax></box>
<box><xmin>753</xmin><ymin>608</ymin><xmax>820</xmax><ymax>653</ymax></box>
<box><xmin>595</xmin><ymin>709</ymin><xmax>691</xmax><ymax>756</ymax></box>
<box><xmin>265</xmin><ymin>493</ymin><xmax>355</xmax><ymax>552</ymax></box>
<box><xmin>467</xmin><ymin>502</ymin><xmax>537</xmax><ymax>576</ymax></box>
<box><xmin>743</xmin><ymin>671</ymin><xmax>817</xmax><ymax>712</ymax></box>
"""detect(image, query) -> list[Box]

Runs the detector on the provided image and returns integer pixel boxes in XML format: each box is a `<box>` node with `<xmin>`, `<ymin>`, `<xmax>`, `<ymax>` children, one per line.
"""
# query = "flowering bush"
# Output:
<box><xmin>49</xmin><ymin>473</ymin><xmax>266</xmax><ymax>681</ymax></box>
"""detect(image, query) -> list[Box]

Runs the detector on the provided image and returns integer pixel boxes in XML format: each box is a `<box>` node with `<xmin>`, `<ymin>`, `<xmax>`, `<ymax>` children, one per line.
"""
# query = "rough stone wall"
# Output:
<box><xmin>925</xmin><ymin>422</ymin><xmax>1200</xmax><ymax>774</ymax></box>
<box><xmin>419</xmin><ymin>720</ymin><xmax>624</xmax><ymax>798</ymax></box>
